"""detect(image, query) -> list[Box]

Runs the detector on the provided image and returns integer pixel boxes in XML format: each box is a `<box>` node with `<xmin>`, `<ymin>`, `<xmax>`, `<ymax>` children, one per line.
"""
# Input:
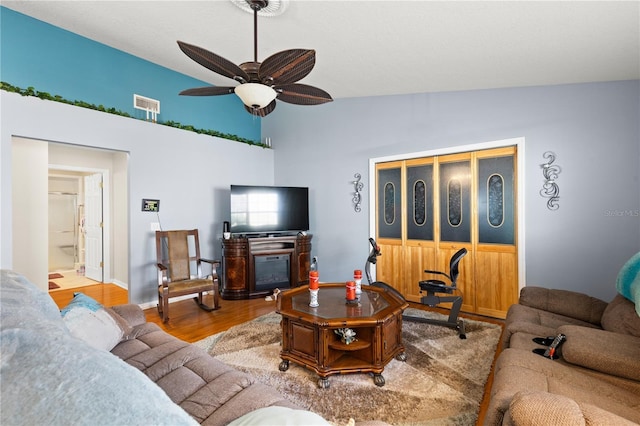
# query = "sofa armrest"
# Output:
<box><xmin>519</xmin><ymin>286</ymin><xmax>608</xmax><ymax>325</ymax></box>
<box><xmin>110</xmin><ymin>304</ymin><xmax>147</xmax><ymax>327</ymax></box>
<box><xmin>508</xmin><ymin>391</ymin><xmax>638</xmax><ymax>426</ymax></box>
<box><xmin>559</xmin><ymin>325</ymin><xmax>640</xmax><ymax>381</ymax></box>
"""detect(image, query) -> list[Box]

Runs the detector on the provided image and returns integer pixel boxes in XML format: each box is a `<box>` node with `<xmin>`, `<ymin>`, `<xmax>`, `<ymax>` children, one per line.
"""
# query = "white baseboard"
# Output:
<box><xmin>111</xmin><ymin>279</ymin><xmax>128</xmax><ymax>290</ymax></box>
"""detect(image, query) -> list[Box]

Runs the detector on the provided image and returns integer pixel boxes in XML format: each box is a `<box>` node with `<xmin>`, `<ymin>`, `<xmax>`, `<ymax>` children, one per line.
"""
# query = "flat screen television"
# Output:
<box><xmin>230</xmin><ymin>185</ymin><xmax>309</xmax><ymax>235</ymax></box>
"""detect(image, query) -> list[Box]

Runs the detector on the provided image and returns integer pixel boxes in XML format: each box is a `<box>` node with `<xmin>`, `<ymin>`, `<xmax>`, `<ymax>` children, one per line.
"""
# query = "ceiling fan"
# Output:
<box><xmin>177</xmin><ymin>0</ymin><xmax>333</xmax><ymax>117</ymax></box>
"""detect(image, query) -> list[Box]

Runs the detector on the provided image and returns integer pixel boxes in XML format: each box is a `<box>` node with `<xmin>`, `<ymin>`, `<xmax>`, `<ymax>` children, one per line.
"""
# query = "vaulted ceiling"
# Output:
<box><xmin>3</xmin><ymin>1</ymin><xmax>639</xmax><ymax>99</ymax></box>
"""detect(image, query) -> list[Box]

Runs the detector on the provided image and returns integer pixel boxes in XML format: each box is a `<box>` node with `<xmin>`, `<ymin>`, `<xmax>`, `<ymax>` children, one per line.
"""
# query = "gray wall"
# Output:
<box><xmin>1</xmin><ymin>91</ymin><xmax>274</xmax><ymax>304</ymax></box>
<box><xmin>2</xmin><ymin>80</ymin><xmax>639</xmax><ymax>305</ymax></box>
<box><xmin>265</xmin><ymin>81</ymin><xmax>640</xmax><ymax>302</ymax></box>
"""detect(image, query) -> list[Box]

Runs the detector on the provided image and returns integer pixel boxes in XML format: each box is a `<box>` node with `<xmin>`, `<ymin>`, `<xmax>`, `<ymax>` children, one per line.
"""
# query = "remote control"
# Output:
<box><xmin>543</xmin><ymin>333</ymin><xmax>566</xmax><ymax>359</ymax></box>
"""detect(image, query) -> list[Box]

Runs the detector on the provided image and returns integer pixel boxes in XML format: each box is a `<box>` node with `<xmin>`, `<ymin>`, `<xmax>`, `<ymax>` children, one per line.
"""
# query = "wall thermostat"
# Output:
<box><xmin>142</xmin><ymin>199</ymin><xmax>160</xmax><ymax>212</ymax></box>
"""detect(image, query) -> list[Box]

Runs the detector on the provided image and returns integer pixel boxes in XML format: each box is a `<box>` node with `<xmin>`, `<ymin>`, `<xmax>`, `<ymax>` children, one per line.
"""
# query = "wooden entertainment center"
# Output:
<box><xmin>221</xmin><ymin>234</ymin><xmax>312</xmax><ymax>299</ymax></box>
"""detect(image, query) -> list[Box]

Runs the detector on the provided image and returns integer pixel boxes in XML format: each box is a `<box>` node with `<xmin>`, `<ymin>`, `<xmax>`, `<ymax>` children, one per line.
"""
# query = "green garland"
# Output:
<box><xmin>0</xmin><ymin>81</ymin><xmax>265</xmax><ymax>147</ymax></box>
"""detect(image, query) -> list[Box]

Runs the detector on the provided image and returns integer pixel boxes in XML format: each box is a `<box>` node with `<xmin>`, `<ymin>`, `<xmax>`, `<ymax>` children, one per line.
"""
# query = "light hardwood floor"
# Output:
<box><xmin>48</xmin><ymin>271</ymin><xmax>100</xmax><ymax>291</ymax></box>
<box><xmin>49</xmin><ymin>284</ymin><xmax>504</xmax><ymax>425</ymax></box>
<box><xmin>50</xmin><ymin>283</ymin><xmax>129</xmax><ymax>308</ymax></box>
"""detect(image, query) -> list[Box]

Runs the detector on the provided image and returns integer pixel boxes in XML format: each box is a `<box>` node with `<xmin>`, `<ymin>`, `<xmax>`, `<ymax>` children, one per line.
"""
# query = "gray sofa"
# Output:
<box><xmin>0</xmin><ymin>270</ymin><xmax>333</xmax><ymax>426</ymax></box>
<box><xmin>485</xmin><ymin>285</ymin><xmax>640</xmax><ymax>425</ymax></box>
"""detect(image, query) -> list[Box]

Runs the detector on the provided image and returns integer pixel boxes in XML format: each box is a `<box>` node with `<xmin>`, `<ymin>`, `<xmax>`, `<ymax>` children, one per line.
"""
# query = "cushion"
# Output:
<box><xmin>508</xmin><ymin>391</ymin><xmax>585</xmax><ymax>426</ymax></box>
<box><xmin>559</xmin><ymin>325</ymin><xmax>640</xmax><ymax>381</ymax></box>
<box><xmin>61</xmin><ymin>292</ymin><xmax>131</xmax><ymax>351</ymax></box>
<box><xmin>509</xmin><ymin>391</ymin><xmax>638</xmax><ymax>426</ymax></box>
<box><xmin>600</xmin><ymin>294</ymin><xmax>640</xmax><ymax>337</ymax></box>
<box><xmin>226</xmin><ymin>406</ymin><xmax>331</xmax><ymax>426</ymax></box>
<box><xmin>518</xmin><ymin>287</ymin><xmax>607</xmax><ymax>325</ymax></box>
<box><xmin>0</xmin><ymin>270</ymin><xmax>64</xmax><ymax>326</ymax></box>
<box><xmin>616</xmin><ymin>251</ymin><xmax>640</xmax><ymax>316</ymax></box>
<box><xmin>1</xmin><ymin>269</ymin><xmax>198</xmax><ymax>426</ymax></box>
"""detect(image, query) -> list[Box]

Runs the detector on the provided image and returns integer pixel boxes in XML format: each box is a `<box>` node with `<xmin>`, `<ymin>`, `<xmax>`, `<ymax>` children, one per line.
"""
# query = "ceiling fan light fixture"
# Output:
<box><xmin>234</xmin><ymin>83</ymin><xmax>278</xmax><ymax>108</ymax></box>
<box><xmin>178</xmin><ymin>0</ymin><xmax>331</xmax><ymax>117</ymax></box>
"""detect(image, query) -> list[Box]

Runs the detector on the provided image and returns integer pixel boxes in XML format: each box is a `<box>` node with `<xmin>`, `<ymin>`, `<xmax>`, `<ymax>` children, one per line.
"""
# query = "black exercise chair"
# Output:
<box><xmin>406</xmin><ymin>248</ymin><xmax>467</xmax><ymax>339</ymax></box>
<box><xmin>364</xmin><ymin>239</ymin><xmax>466</xmax><ymax>339</ymax></box>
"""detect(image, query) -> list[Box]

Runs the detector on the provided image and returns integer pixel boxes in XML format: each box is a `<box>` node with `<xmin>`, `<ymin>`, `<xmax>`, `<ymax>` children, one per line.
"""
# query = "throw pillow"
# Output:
<box><xmin>227</xmin><ymin>406</ymin><xmax>331</xmax><ymax>426</ymax></box>
<box><xmin>616</xmin><ymin>251</ymin><xmax>640</xmax><ymax>316</ymax></box>
<box><xmin>600</xmin><ymin>294</ymin><xmax>640</xmax><ymax>337</ymax></box>
<box><xmin>61</xmin><ymin>292</ymin><xmax>131</xmax><ymax>351</ymax></box>
<box><xmin>509</xmin><ymin>391</ymin><xmax>636</xmax><ymax>426</ymax></box>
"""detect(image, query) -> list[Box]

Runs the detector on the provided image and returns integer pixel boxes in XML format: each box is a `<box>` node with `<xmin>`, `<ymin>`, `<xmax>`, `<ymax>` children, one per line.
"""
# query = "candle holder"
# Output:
<box><xmin>346</xmin><ymin>281</ymin><xmax>356</xmax><ymax>302</ymax></box>
<box><xmin>345</xmin><ymin>297</ymin><xmax>360</xmax><ymax>306</ymax></box>
<box><xmin>309</xmin><ymin>288</ymin><xmax>319</xmax><ymax>307</ymax></box>
<box><xmin>309</xmin><ymin>270</ymin><xmax>319</xmax><ymax>290</ymax></box>
<box><xmin>354</xmin><ymin>269</ymin><xmax>362</xmax><ymax>295</ymax></box>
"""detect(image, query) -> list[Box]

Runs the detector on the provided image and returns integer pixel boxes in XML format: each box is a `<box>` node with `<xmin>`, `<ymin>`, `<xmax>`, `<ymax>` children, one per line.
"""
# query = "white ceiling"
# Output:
<box><xmin>3</xmin><ymin>0</ymin><xmax>639</xmax><ymax>100</ymax></box>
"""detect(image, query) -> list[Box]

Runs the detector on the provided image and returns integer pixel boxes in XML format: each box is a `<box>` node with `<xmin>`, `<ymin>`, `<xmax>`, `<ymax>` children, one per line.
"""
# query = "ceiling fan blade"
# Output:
<box><xmin>179</xmin><ymin>86</ymin><xmax>236</xmax><ymax>96</ymax></box>
<box><xmin>276</xmin><ymin>84</ymin><xmax>333</xmax><ymax>106</ymax></box>
<box><xmin>259</xmin><ymin>49</ymin><xmax>316</xmax><ymax>85</ymax></box>
<box><xmin>177</xmin><ymin>41</ymin><xmax>250</xmax><ymax>83</ymax></box>
<box><xmin>244</xmin><ymin>100</ymin><xmax>277</xmax><ymax>117</ymax></box>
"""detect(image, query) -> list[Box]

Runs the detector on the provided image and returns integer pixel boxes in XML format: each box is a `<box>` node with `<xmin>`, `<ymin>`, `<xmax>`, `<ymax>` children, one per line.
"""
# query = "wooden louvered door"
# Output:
<box><xmin>375</xmin><ymin>146</ymin><xmax>518</xmax><ymax>318</ymax></box>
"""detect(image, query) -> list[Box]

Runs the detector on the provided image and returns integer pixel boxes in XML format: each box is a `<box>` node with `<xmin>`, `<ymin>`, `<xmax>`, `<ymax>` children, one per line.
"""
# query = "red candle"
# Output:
<box><xmin>309</xmin><ymin>271</ymin><xmax>319</xmax><ymax>290</ymax></box>
<box><xmin>346</xmin><ymin>281</ymin><xmax>356</xmax><ymax>300</ymax></box>
<box><xmin>354</xmin><ymin>269</ymin><xmax>362</xmax><ymax>280</ymax></box>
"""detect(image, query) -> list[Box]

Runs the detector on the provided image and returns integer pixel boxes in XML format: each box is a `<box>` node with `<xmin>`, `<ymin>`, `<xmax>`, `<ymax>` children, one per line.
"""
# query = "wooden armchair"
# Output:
<box><xmin>155</xmin><ymin>229</ymin><xmax>220</xmax><ymax>322</ymax></box>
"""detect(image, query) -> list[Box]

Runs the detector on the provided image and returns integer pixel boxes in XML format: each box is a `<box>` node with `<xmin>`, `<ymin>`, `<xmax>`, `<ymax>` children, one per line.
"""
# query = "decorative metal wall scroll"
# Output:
<box><xmin>540</xmin><ymin>151</ymin><xmax>561</xmax><ymax>210</ymax></box>
<box><xmin>352</xmin><ymin>173</ymin><xmax>364</xmax><ymax>212</ymax></box>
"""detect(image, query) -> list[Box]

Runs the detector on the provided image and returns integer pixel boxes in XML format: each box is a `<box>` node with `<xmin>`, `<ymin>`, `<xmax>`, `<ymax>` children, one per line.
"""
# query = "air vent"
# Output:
<box><xmin>133</xmin><ymin>94</ymin><xmax>160</xmax><ymax>122</ymax></box>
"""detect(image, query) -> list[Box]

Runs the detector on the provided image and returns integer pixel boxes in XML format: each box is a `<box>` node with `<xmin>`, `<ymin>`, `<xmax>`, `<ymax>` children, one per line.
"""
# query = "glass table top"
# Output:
<box><xmin>291</xmin><ymin>286</ymin><xmax>390</xmax><ymax>318</ymax></box>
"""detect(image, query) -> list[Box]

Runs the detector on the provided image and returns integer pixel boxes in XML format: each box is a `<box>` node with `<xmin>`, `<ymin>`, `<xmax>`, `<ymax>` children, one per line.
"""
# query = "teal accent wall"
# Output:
<box><xmin>0</xmin><ymin>7</ymin><xmax>260</xmax><ymax>142</ymax></box>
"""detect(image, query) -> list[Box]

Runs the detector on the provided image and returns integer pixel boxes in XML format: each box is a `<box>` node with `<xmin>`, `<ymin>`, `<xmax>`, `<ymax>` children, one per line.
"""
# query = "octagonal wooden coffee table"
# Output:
<box><xmin>276</xmin><ymin>283</ymin><xmax>408</xmax><ymax>389</ymax></box>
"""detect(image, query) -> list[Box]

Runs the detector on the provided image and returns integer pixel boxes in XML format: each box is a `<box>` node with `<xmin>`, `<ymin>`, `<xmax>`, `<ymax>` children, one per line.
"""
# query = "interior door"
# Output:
<box><xmin>84</xmin><ymin>173</ymin><xmax>103</xmax><ymax>281</ymax></box>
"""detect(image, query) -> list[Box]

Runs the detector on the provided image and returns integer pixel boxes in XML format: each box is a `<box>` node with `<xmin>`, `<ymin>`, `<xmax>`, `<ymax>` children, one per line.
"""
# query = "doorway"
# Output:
<box><xmin>11</xmin><ymin>137</ymin><xmax>128</xmax><ymax>292</ymax></box>
<box><xmin>48</xmin><ymin>169</ymin><xmax>104</xmax><ymax>291</ymax></box>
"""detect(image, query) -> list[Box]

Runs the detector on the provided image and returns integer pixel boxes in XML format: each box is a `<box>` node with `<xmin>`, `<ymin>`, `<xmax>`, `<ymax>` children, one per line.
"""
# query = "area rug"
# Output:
<box><xmin>48</xmin><ymin>281</ymin><xmax>60</xmax><ymax>290</ymax></box>
<box><xmin>194</xmin><ymin>308</ymin><xmax>502</xmax><ymax>425</ymax></box>
<box><xmin>48</xmin><ymin>273</ymin><xmax>64</xmax><ymax>279</ymax></box>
